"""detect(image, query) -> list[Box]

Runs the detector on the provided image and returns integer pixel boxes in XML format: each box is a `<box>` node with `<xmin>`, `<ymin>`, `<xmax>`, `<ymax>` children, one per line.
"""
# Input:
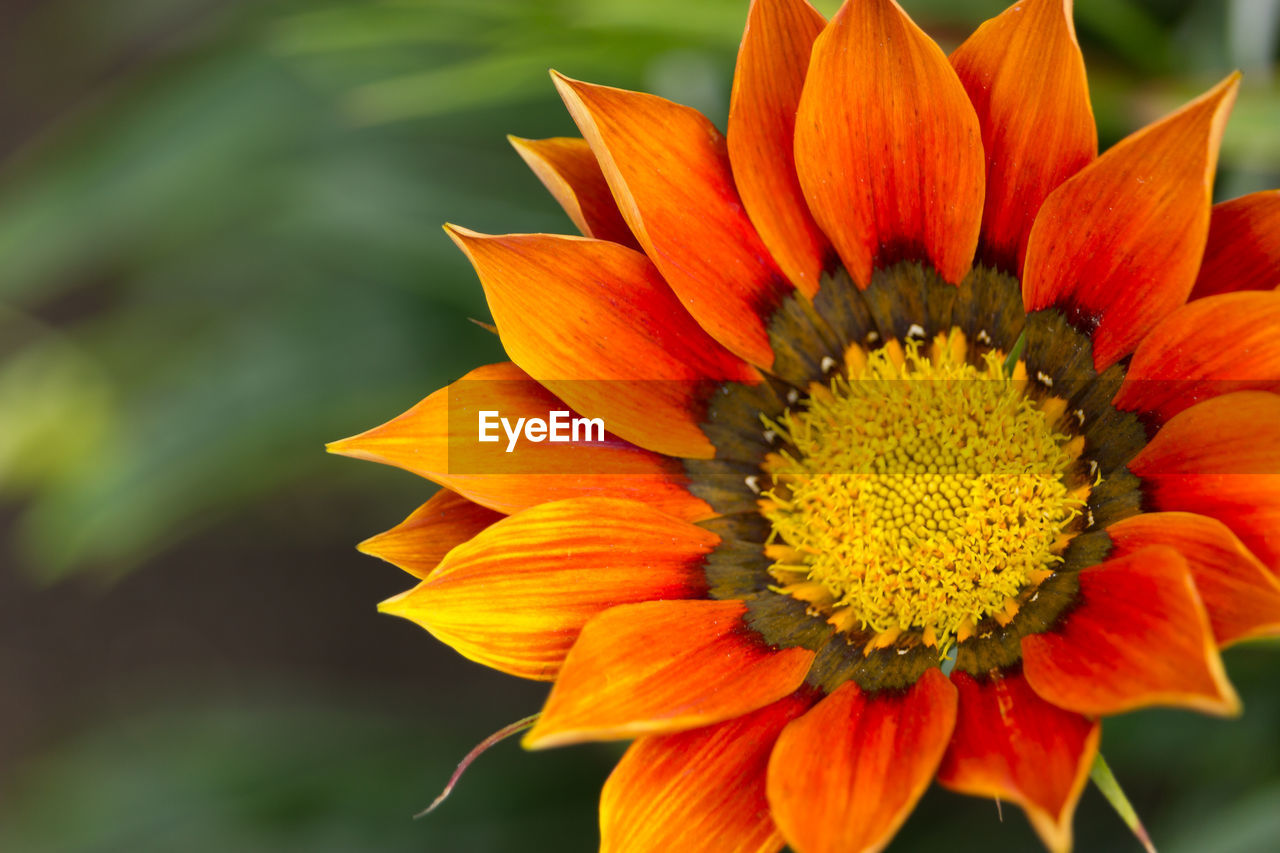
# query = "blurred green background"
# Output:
<box><xmin>0</xmin><ymin>0</ymin><xmax>1277</xmax><ymax>850</ymax></box>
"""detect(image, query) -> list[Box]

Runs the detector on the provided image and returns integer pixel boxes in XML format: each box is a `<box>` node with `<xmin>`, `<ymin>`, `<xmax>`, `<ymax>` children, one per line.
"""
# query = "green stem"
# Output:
<box><xmin>1091</xmin><ymin>752</ymin><xmax>1157</xmax><ymax>853</ymax></box>
<box><xmin>416</xmin><ymin>713</ymin><xmax>540</xmax><ymax>818</ymax></box>
<box><xmin>1002</xmin><ymin>328</ymin><xmax>1028</xmax><ymax>378</ymax></box>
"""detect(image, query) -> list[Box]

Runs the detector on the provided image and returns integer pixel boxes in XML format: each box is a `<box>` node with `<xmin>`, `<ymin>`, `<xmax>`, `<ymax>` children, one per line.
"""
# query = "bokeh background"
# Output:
<box><xmin>1</xmin><ymin>0</ymin><xmax>1278</xmax><ymax>850</ymax></box>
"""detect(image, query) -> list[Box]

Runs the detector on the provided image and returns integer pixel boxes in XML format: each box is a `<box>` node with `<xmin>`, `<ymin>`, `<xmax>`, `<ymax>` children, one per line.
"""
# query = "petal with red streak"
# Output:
<box><xmin>795</xmin><ymin>0</ymin><xmax>985</xmax><ymax>286</ymax></box>
<box><xmin>552</xmin><ymin>73</ymin><xmax>789</xmax><ymax>368</ymax></box>
<box><xmin>444</xmin><ymin>231</ymin><xmax>761</xmax><ymax>458</ymax></box>
<box><xmin>767</xmin><ymin>668</ymin><xmax>958</xmax><ymax>853</ymax></box>
<box><xmin>728</xmin><ymin>0</ymin><xmax>832</xmax><ymax>295</ymax></box>
<box><xmin>507</xmin><ymin>135</ymin><xmax>638</xmax><ymax>248</ymax></box>
<box><xmin>1109</xmin><ymin>512</ymin><xmax>1280</xmax><ymax>647</ymax></box>
<box><xmin>1022</xmin><ymin>546</ymin><xmax>1240</xmax><ymax>717</ymax></box>
<box><xmin>524</xmin><ymin>599</ymin><xmax>814</xmax><ymax>748</ymax></box>
<box><xmin>358</xmin><ymin>489</ymin><xmax>502</xmax><ymax>579</ymax></box>
<box><xmin>938</xmin><ymin>669</ymin><xmax>1099</xmax><ymax>853</ymax></box>
<box><xmin>1191</xmin><ymin>190</ymin><xmax>1280</xmax><ymax>299</ymax></box>
<box><xmin>1129</xmin><ymin>390</ymin><xmax>1280</xmax><ymax>571</ymax></box>
<box><xmin>600</xmin><ymin>692</ymin><xmax>814</xmax><ymax>853</ymax></box>
<box><xmin>1115</xmin><ymin>291</ymin><xmax>1280</xmax><ymax>423</ymax></box>
<box><xmin>329</xmin><ymin>362</ymin><xmax>713</xmax><ymax>520</ymax></box>
<box><xmin>950</xmin><ymin>0</ymin><xmax>1096</xmax><ymax>274</ymax></box>
<box><xmin>1022</xmin><ymin>75</ymin><xmax>1239</xmax><ymax>369</ymax></box>
<box><xmin>379</xmin><ymin>498</ymin><xmax>716</xmax><ymax>681</ymax></box>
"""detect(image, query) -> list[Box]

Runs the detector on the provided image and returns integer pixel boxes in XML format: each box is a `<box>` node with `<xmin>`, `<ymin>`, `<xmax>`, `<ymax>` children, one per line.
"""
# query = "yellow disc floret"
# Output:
<box><xmin>761</xmin><ymin>332</ymin><xmax>1082</xmax><ymax>653</ymax></box>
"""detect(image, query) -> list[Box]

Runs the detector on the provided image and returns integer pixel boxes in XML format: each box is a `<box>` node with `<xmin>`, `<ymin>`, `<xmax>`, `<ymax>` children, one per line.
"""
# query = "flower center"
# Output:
<box><xmin>759</xmin><ymin>331</ymin><xmax>1082</xmax><ymax>653</ymax></box>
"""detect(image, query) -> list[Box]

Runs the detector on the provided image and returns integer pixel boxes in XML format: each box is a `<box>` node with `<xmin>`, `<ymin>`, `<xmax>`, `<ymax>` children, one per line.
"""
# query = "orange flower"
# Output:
<box><xmin>330</xmin><ymin>1</ymin><xmax>1280</xmax><ymax>851</ymax></box>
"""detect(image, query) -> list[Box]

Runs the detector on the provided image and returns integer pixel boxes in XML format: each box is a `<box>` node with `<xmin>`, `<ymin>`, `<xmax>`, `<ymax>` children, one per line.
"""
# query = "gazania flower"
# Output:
<box><xmin>330</xmin><ymin>0</ymin><xmax>1280</xmax><ymax>850</ymax></box>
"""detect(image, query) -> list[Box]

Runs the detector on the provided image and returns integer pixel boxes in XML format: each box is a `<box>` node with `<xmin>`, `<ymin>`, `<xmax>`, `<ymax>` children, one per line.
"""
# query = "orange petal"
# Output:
<box><xmin>1129</xmin><ymin>390</ymin><xmax>1280</xmax><ymax>571</ymax></box>
<box><xmin>1022</xmin><ymin>74</ymin><xmax>1239</xmax><ymax>369</ymax></box>
<box><xmin>1191</xmin><ymin>190</ymin><xmax>1280</xmax><ymax>299</ymax></box>
<box><xmin>1115</xmin><ymin>291</ymin><xmax>1280</xmax><ymax>423</ymax></box>
<box><xmin>727</xmin><ymin>0</ymin><xmax>832</xmax><ymax>295</ymax></box>
<box><xmin>552</xmin><ymin>73</ymin><xmax>790</xmax><ymax>368</ymax></box>
<box><xmin>524</xmin><ymin>600</ymin><xmax>814</xmax><ymax>748</ymax></box>
<box><xmin>766</xmin><ymin>668</ymin><xmax>958</xmax><ymax>853</ymax></box>
<box><xmin>937</xmin><ymin>670</ymin><xmax>1099</xmax><ymax>853</ymax></box>
<box><xmin>379</xmin><ymin>498</ymin><xmax>717</xmax><ymax>681</ymax></box>
<box><xmin>507</xmin><ymin>136</ymin><xmax>639</xmax><ymax>249</ymax></box>
<box><xmin>950</xmin><ymin>0</ymin><xmax>1096</xmax><ymax>275</ymax></box>
<box><xmin>329</xmin><ymin>362</ymin><xmax>713</xmax><ymax>520</ymax></box>
<box><xmin>358</xmin><ymin>489</ymin><xmax>502</xmax><ymax>580</ymax></box>
<box><xmin>1108</xmin><ymin>513</ymin><xmax>1280</xmax><ymax>647</ymax></box>
<box><xmin>444</xmin><ymin>230</ymin><xmax>761</xmax><ymax>458</ymax></box>
<box><xmin>600</xmin><ymin>692</ymin><xmax>814</xmax><ymax>853</ymax></box>
<box><xmin>794</xmin><ymin>0</ymin><xmax>984</xmax><ymax>286</ymax></box>
<box><xmin>1021</xmin><ymin>546</ymin><xmax>1240</xmax><ymax>717</ymax></box>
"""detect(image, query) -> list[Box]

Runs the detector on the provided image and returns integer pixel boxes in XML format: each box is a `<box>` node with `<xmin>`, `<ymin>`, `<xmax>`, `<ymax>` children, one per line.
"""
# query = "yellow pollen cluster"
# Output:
<box><xmin>761</xmin><ymin>333</ymin><xmax>1081</xmax><ymax>653</ymax></box>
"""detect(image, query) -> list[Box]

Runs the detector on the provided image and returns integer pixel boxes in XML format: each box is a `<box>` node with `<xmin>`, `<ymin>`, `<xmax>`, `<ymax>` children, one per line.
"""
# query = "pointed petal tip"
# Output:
<box><xmin>520</xmin><ymin>726</ymin><xmax>574</xmax><ymax>751</ymax></box>
<box><xmin>549</xmin><ymin>68</ymin><xmax>581</xmax><ymax>85</ymax></box>
<box><xmin>1201</xmin><ymin>614</ymin><xmax>1245</xmax><ymax>716</ymax></box>
<box><xmin>1197</xmin><ymin>68</ymin><xmax>1241</xmax><ymax>137</ymax></box>
<box><xmin>323</xmin><ymin>425</ymin><xmax>403</xmax><ymax>466</ymax></box>
<box><xmin>376</xmin><ymin>588</ymin><xmax>412</xmax><ymax>616</ymax></box>
<box><xmin>549</xmin><ymin>69</ymin><xmax>582</xmax><ymax>98</ymax></box>
<box><xmin>442</xmin><ymin>222</ymin><xmax>484</xmax><ymax>246</ymax></box>
<box><xmin>447</xmin><ymin>225</ymin><xmax>605</xmax><ymax>267</ymax></box>
<box><xmin>522</xmin><ymin>707</ymin><xmax>646</xmax><ymax>750</ymax></box>
<box><xmin>506</xmin><ymin>134</ymin><xmax>545</xmax><ymax>159</ymax></box>
<box><xmin>550</xmin><ymin>74</ymin><xmax>614</xmax><ymax>127</ymax></box>
<box><xmin>325</xmin><ymin>435</ymin><xmax>367</xmax><ymax>459</ymax></box>
<box><xmin>505</xmin><ymin>134</ymin><xmax>642</xmax><ymax>248</ymax></box>
<box><xmin>1219</xmin><ymin>684</ymin><xmax>1245</xmax><ymax>717</ymax></box>
<box><xmin>1201</xmin><ymin>70</ymin><xmax>1242</xmax><ymax>139</ymax></box>
<box><xmin>355</xmin><ymin>532</ymin><xmax>387</xmax><ymax>558</ymax></box>
<box><xmin>1188</xmin><ymin>658</ymin><xmax>1245</xmax><ymax>718</ymax></box>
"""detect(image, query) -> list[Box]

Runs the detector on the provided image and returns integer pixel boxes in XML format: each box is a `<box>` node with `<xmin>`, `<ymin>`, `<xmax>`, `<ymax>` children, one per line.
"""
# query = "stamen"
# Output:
<box><xmin>760</xmin><ymin>335</ymin><xmax>1083</xmax><ymax>653</ymax></box>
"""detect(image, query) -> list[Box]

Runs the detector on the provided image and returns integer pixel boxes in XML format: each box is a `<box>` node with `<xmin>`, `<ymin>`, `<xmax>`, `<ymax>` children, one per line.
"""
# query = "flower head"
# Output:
<box><xmin>331</xmin><ymin>1</ymin><xmax>1280</xmax><ymax>851</ymax></box>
